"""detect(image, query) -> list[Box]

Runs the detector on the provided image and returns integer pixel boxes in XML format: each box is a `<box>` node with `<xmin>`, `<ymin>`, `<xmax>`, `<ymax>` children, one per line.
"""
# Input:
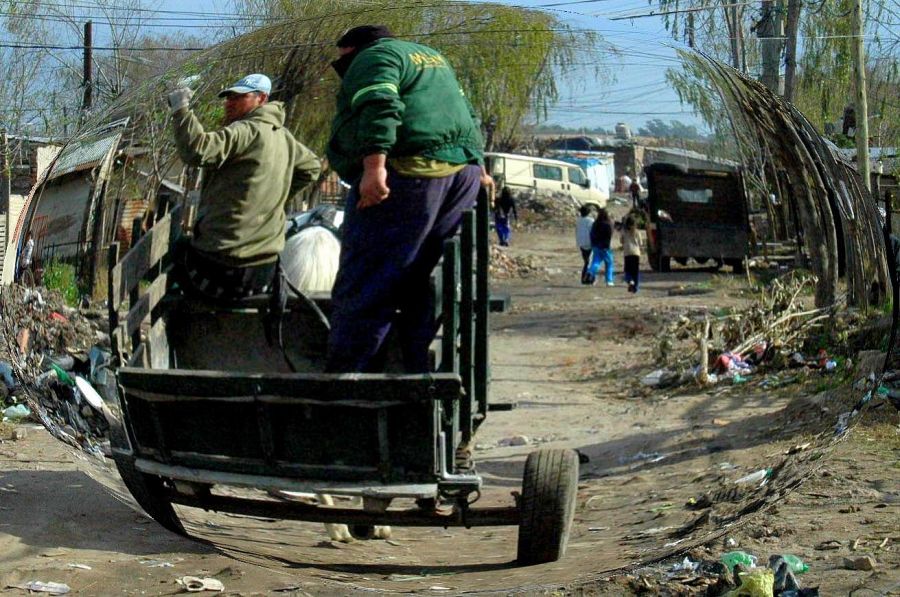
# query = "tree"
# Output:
<box><xmin>637</xmin><ymin>119</ymin><xmax>701</xmax><ymax>140</ymax></box>
<box><xmin>226</xmin><ymin>0</ymin><xmax>606</xmax><ymax>150</ymax></box>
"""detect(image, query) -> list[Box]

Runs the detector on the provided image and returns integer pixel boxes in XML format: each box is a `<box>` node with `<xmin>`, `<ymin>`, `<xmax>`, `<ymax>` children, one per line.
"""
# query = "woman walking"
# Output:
<box><xmin>621</xmin><ymin>215</ymin><xmax>641</xmax><ymax>293</ymax></box>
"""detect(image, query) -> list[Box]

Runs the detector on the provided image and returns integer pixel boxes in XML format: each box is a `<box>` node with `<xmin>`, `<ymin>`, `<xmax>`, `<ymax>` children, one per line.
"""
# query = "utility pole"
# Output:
<box><xmin>82</xmin><ymin>21</ymin><xmax>93</xmax><ymax>119</ymax></box>
<box><xmin>851</xmin><ymin>0</ymin><xmax>870</xmax><ymax>191</ymax></box>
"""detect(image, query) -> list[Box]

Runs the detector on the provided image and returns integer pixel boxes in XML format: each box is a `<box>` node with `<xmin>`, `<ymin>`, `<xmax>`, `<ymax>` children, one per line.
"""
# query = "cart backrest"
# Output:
<box><xmin>108</xmin><ymin>206</ymin><xmax>183</xmax><ymax>369</ymax></box>
<box><xmin>116</xmin><ymin>367</ymin><xmax>462</xmax><ymax>484</ymax></box>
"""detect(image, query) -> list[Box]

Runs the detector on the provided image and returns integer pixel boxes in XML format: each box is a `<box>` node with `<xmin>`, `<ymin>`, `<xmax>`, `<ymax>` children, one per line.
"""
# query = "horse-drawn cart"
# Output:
<box><xmin>104</xmin><ymin>191</ymin><xmax>578</xmax><ymax>565</ymax></box>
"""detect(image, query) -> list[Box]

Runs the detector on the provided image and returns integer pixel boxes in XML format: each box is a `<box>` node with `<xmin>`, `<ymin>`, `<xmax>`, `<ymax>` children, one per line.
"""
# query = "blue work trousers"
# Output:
<box><xmin>590</xmin><ymin>247</ymin><xmax>614</xmax><ymax>283</ymax></box>
<box><xmin>494</xmin><ymin>213</ymin><xmax>510</xmax><ymax>246</ymax></box>
<box><xmin>326</xmin><ymin>165</ymin><xmax>482</xmax><ymax>373</ymax></box>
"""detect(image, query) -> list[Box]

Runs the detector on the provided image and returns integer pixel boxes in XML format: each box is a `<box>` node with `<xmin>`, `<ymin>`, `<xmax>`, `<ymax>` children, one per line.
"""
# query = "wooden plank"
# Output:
<box><xmin>118</xmin><ymin>368</ymin><xmax>463</xmax><ymax>403</ymax></box>
<box><xmin>147</xmin><ymin>317</ymin><xmax>169</xmax><ymax>370</ymax></box>
<box><xmin>459</xmin><ymin>211</ymin><xmax>475</xmax><ymax>443</ymax></box>
<box><xmin>106</xmin><ymin>242</ymin><xmax>121</xmax><ymax>362</ymax></box>
<box><xmin>125</xmin><ymin>388</ymin><xmax>414</xmax><ymax>408</ymax></box>
<box><xmin>124</xmin><ymin>271</ymin><xmax>170</xmax><ymax>340</ymax></box>
<box><xmin>474</xmin><ymin>190</ymin><xmax>490</xmax><ymax>423</ymax></box>
<box><xmin>440</xmin><ymin>239</ymin><xmax>459</xmax><ymax>373</ymax></box>
<box><xmin>110</xmin><ymin>205</ymin><xmax>182</xmax><ymax>311</ymax></box>
<box><xmin>128</xmin><ymin>342</ymin><xmax>148</xmax><ymax>368</ymax></box>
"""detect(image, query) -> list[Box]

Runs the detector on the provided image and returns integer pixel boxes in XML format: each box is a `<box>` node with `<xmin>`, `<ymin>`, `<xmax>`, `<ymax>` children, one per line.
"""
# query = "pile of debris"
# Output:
<box><xmin>649</xmin><ymin>272</ymin><xmax>851</xmax><ymax>389</ymax></box>
<box><xmin>489</xmin><ymin>245</ymin><xmax>544</xmax><ymax>279</ymax></box>
<box><xmin>0</xmin><ymin>284</ymin><xmax>112</xmax><ymax>455</ymax></box>
<box><xmin>514</xmin><ymin>189</ymin><xmax>579</xmax><ymax>229</ymax></box>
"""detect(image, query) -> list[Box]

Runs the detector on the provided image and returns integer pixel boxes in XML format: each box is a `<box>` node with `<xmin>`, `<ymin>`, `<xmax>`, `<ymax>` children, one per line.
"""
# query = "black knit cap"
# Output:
<box><xmin>336</xmin><ymin>25</ymin><xmax>394</xmax><ymax>48</ymax></box>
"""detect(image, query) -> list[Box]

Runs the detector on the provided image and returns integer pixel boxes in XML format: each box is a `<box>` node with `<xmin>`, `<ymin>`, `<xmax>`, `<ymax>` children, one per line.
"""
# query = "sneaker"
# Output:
<box><xmin>606</xmin><ymin>281</ymin><xmax>614</xmax><ymax>287</ymax></box>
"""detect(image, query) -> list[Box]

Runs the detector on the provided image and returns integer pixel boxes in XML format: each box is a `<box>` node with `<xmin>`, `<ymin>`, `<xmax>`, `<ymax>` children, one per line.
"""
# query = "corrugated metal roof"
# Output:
<box><xmin>48</xmin><ymin>133</ymin><xmax>119</xmax><ymax>180</ymax></box>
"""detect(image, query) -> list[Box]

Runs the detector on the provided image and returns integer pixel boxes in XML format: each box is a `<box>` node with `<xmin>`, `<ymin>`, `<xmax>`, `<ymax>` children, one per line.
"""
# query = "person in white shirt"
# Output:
<box><xmin>575</xmin><ymin>204</ymin><xmax>595</xmax><ymax>285</ymax></box>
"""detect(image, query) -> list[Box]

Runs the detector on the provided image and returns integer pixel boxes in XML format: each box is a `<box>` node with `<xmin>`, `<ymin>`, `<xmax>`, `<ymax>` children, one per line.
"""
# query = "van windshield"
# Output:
<box><xmin>568</xmin><ymin>167</ymin><xmax>587</xmax><ymax>186</ymax></box>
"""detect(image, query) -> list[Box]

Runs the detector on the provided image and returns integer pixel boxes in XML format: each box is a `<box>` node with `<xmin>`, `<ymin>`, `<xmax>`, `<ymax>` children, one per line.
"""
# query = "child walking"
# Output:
<box><xmin>575</xmin><ymin>204</ymin><xmax>595</xmax><ymax>284</ymax></box>
<box><xmin>590</xmin><ymin>208</ymin><xmax>614</xmax><ymax>286</ymax></box>
<box><xmin>621</xmin><ymin>215</ymin><xmax>641</xmax><ymax>293</ymax></box>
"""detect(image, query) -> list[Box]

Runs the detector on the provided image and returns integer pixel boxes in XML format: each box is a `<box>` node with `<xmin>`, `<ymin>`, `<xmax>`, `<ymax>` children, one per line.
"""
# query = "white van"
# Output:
<box><xmin>485</xmin><ymin>152</ymin><xmax>607</xmax><ymax>208</ymax></box>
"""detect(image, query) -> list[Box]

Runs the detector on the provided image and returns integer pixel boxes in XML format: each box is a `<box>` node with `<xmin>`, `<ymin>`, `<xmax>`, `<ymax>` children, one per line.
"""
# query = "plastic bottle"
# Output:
<box><xmin>780</xmin><ymin>553</ymin><xmax>809</xmax><ymax>574</ymax></box>
<box><xmin>735</xmin><ymin>468</ymin><xmax>772</xmax><ymax>484</ymax></box>
<box><xmin>50</xmin><ymin>363</ymin><xmax>75</xmax><ymax>386</ymax></box>
<box><xmin>720</xmin><ymin>550</ymin><xmax>757</xmax><ymax>572</ymax></box>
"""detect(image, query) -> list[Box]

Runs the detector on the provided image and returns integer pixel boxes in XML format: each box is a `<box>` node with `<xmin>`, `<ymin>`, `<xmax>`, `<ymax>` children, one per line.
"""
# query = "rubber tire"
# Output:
<box><xmin>517</xmin><ymin>448</ymin><xmax>579</xmax><ymax>566</ymax></box>
<box><xmin>729</xmin><ymin>258</ymin><xmax>746</xmax><ymax>274</ymax></box>
<box><xmin>115</xmin><ymin>459</ymin><xmax>186</xmax><ymax>536</ymax></box>
<box><xmin>674</xmin><ymin>257</ymin><xmax>688</xmax><ymax>266</ymax></box>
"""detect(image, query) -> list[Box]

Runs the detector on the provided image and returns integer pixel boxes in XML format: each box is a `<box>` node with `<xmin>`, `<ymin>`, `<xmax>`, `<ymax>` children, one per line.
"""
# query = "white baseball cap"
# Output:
<box><xmin>218</xmin><ymin>73</ymin><xmax>272</xmax><ymax>97</ymax></box>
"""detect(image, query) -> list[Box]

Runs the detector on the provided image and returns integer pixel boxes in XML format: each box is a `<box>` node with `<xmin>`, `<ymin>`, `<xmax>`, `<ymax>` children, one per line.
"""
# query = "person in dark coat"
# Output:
<box><xmin>494</xmin><ymin>187</ymin><xmax>517</xmax><ymax>246</ymax></box>
<box><xmin>590</xmin><ymin>208</ymin><xmax>614</xmax><ymax>286</ymax></box>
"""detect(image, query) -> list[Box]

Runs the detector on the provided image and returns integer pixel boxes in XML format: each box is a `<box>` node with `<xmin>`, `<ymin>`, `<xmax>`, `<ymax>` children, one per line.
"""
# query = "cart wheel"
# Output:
<box><xmin>517</xmin><ymin>448</ymin><xmax>579</xmax><ymax>566</ymax></box>
<box><xmin>115</xmin><ymin>459</ymin><xmax>185</xmax><ymax>536</ymax></box>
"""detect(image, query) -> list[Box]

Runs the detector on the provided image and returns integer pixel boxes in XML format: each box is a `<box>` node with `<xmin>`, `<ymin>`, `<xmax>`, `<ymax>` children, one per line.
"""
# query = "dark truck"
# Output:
<box><xmin>644</xmin><ymin>162</ymin><xmax>750</xmax><ymax>273</ymax></box>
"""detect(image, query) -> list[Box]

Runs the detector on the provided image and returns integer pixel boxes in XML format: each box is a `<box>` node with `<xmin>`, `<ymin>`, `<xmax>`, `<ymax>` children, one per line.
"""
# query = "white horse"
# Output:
<box><xmin>277</xmin><ymin>207</ymin><xmax>392</xmax><ymax>543</ymax></box>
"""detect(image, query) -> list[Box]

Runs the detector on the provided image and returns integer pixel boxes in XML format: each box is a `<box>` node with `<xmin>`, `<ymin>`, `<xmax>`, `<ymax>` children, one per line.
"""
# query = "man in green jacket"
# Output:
<box><xmin>325</xmin><ymin>26</ymin><xmax>491</xmax><ymax>372</ymax></box>
<box><xmin>167</xmin><ymin>73</ymin><xmax>321</xmax><ymax>299</ymax></box>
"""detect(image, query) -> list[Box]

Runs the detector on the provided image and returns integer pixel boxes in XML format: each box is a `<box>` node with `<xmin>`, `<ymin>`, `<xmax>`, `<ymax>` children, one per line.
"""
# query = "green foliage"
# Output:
<box><xmin>41</xmin><ymin>261</ymin><xmax>82</xmax><ymax>307</ymax></box>
<box><xmin>225</xmin><ymin>0</ymin><xmax>606</xmax><ymax>151</ymax></box>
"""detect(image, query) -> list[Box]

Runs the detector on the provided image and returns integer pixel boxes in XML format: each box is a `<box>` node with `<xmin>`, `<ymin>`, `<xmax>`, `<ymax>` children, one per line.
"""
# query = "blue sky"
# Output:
<box><xmin>146</xmin><ymin>0</ymin><xmax>702</xmax><ymax>132</ymax></box>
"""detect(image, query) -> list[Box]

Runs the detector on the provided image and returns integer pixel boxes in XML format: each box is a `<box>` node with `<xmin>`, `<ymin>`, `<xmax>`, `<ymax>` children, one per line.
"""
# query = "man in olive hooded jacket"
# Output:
<box><xmin>167</xmin><ymin>73</ymin><xmax>321</xmax><ymax>299</ymax></box>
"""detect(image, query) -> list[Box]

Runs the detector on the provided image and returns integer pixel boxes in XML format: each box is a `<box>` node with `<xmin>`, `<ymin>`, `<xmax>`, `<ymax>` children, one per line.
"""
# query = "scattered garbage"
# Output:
<box><xmin>735</xmin><ymin>468</ymin><xmax>772</xmax><ymax>485</ymax></box>
<box><xmin>670</xmin><ymin>556</ymin><xmax>700</xmax><ymax>574</ymax></box>
<box><xmin>775</xmin><ymin>554</ymin><xmax>808</xmax><ymax>575</ymax></box>
<box><xmin>721</xmin><ymin>550</ymin><xmax>758</xmax><ymax>572</ymax></box>
<box><xmin>177</xmin><ymin>576</ymin><xmax>225</xmax><ymax>592</ymax></box>
<box><xmin>0</xmin><ymin>284</ymin><xmax>112</xmax><ymax>454</ymax></box>
<box><xmin>724</xmin><ymin>568</ymin><xmax>774</xmax><ymax>597</ymax></box>
<box><xmin>67</xmin><ymin>564</ymin><xmax>92</xmax><ymax>570</ymax></box>
<box><xmin>2</xmin><ymin>403</ymin><xmax>30</xmax><ymax>422</ymax></box>
<box><xmin>498</xmin><ymin>435</ymin><xmax>529</xmax><ymax>447</ymax></box>
<box><xmin>18</xmin><ymin>581</ymin><xmax>71</xmax><ymax>594</ymax></box>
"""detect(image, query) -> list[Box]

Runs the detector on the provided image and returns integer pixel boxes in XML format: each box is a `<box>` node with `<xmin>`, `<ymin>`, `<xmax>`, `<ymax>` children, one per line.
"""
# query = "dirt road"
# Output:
<box><xmin>1</xmin><ymin>223</ymin><xmax>897</xmax><ymax>595</ymax></box>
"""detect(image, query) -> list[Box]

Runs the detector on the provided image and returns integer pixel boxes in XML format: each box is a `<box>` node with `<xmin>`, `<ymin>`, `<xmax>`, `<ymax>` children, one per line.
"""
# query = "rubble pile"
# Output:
<box><xmin>0</xmin><ymin>284</ymin><xmax>112</xmax><ymax>454</ymax></box>
<box><xmin>514</xmin><ymin>189</ymin><xmax>579</xmax><ymax>229</ymax></box>
<box><xmin>489</xmin><ymin>245</ymin><xmax>543</xmax><ymax>279</ymax></box>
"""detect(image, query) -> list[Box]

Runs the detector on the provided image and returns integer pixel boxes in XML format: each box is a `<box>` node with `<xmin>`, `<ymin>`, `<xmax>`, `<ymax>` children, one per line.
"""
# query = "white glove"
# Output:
<box><xmin>167</xmin><ymin>87</ymin><xmax>193</xmax><ymax>111</ymax></box>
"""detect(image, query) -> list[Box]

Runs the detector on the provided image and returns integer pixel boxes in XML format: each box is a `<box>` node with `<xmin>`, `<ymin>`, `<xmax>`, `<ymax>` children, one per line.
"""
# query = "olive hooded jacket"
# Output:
<box><xmin>172</xmin><ymin>101</ymin><xmax>321</xmax><ymax>266</ymax></box>
<box><xmin>327</xmin><ymin>38</ymin><xmax>484</xmax><ymax>182</ymax></box>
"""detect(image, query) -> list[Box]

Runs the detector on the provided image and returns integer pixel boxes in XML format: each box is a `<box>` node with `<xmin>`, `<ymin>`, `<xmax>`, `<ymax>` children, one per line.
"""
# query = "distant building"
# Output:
<box><xmin>0</xmin><ymin>134</ymin><xmax>61</xmax><ymax>284</ymax></box>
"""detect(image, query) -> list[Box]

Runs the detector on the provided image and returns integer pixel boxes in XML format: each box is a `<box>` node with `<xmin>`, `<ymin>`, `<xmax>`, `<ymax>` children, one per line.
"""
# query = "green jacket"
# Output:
<box><xmin>327</xmin><ymin>38</ymin><xmax>484</xmax><ymax>181</ymax></box>
<box><xmin>172</xmin><ymin>101</ymin><xmax>321</xmax><ymax>265</ymax></box>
